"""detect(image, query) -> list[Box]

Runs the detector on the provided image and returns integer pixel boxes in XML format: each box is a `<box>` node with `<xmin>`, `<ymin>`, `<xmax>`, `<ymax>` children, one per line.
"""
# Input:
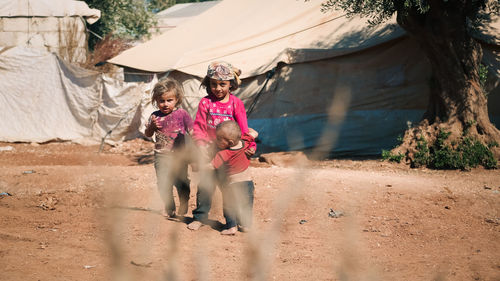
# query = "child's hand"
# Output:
<box><xmin>148</xmin><ymin>115</ymin><xmax>163</xmax><ymax>131</ymax></box>
<box><xmin>248</xmin><ymin>128</ymin><xmax>259</xmax><ymax>139</ymax></box>
<box><xmin>244</xmin><ymin>147</ymin><xmax>256</xmax><ymax>158</ymax></box>
<box><xmin>145</xmin><ymin>115</ymin><xmax>162</xmax><ymax>137</ymax></box>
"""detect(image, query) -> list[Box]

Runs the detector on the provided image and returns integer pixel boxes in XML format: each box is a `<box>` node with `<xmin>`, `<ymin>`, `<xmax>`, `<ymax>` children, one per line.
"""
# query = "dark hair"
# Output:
<box><xmin>200</xmin><ymin>65</ymin><xmax>242</xmax><ymax>95</ymax></box>
<box><xmin>200</xmin><ymin>77</ymin><xmax>240</xmax><ymax>95</ymax></box>
<box><xmin>151</xmin><ymin>78</ymin><xmax>184</xmax><ymax>108</ymax></box>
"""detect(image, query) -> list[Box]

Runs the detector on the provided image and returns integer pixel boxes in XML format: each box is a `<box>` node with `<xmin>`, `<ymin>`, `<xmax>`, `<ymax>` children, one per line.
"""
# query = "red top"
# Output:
<box><xmin>211</xmin><ymin>134</ymin><xmax>255</xmax><ymax>176</ymax></box>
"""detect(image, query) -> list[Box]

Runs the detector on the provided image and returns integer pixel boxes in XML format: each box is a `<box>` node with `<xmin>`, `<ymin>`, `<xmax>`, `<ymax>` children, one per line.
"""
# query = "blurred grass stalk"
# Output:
<box><xmin>103</xmin><ymin>85</ymin><xmax>388</xmax><ymax>280</ymax></box>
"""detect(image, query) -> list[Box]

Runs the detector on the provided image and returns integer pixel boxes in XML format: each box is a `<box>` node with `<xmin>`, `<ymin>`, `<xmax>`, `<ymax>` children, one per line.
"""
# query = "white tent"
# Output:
<box><xmin>0</xmin><ymin>46</ymin><xmax>154</xmax><ymax>144</ymax></box>
<box><xmin>0</xmin><ymin>0</ymin><xmax>100</xmax><ymax>23</ymax></box>
<box><xmin>109</xmin><ymin>0</ymin><xmax>409</xmax><ymax>76</ymax></box>
<box><xmin>0</xmin><ymin>0</ymin><xmax>100</xmax><ymax>63</ymax></box>
<box><xmin>151</xmin><ymin>1</ymin><xmax>220</xmax><ymax>36</ymax></box>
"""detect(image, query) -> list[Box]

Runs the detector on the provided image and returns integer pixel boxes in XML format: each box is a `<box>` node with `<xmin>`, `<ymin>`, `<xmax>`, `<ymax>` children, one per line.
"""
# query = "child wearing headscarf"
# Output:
<box><xmin>187</xmin><ymin>61</ymin><xmax>255</xmax><ymax>230</ymax></box>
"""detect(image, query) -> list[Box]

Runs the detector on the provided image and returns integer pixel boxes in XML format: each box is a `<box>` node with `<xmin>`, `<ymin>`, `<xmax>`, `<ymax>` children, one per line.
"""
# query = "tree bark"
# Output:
<box><xmin>392</xmin><ymin>0</ymin><xmax>500</xmax><ymax>160</ymax></box>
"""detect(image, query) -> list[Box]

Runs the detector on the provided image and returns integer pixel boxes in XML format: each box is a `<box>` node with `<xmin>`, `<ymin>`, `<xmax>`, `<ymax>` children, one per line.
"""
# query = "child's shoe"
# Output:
<box><xmin>221</xmin><ymin>226</ymin><xmax>237</xmax><ymax>235</ymax></box>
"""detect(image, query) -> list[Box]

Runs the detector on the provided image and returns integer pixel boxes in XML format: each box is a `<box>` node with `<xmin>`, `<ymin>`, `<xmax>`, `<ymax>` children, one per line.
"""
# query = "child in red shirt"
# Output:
<box><xmin>211</xmin><ymin>120</ymin><xmax>258</xmax><ymax>235</ymax></box>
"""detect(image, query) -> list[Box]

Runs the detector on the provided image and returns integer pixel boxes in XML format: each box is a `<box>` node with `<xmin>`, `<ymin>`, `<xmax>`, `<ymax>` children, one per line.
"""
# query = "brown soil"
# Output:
<box><xmin>0</xmin><ymin>140</ymin><xmax>499</xmax><ymax>281</ymax></box>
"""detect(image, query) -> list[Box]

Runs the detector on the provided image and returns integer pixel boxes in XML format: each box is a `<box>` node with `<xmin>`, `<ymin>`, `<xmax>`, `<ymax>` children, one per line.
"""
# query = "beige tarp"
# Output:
<box><xmin>0</xmin><ymin>0</ymin><xmax>101</xmax><ymax>24</ymax></box>
<box><xmin>108</xmin><ymin>0</ymin><xmax>405</xmax><ymax>77</ymax></box>
<box><xmin>108</xmin><ymin>0</ymin><xmax>500</xmax><ymax>155</ymax></box>
<box><xmin>109</xmin><ymin>0</ymin><xmax>499</xmax><ymax>76</ymax></box>
<box><xmin>151</xmin><ymin>1</ymin><xmax>220</xmax><ymax>36</ymax></box>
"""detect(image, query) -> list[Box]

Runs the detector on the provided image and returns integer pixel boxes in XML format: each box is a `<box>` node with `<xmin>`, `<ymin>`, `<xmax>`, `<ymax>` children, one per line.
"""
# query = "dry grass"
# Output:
<box><xmin>83</xmin><ymin>34</ymin><xmax>135</xmax><ymax>73</ymax></box>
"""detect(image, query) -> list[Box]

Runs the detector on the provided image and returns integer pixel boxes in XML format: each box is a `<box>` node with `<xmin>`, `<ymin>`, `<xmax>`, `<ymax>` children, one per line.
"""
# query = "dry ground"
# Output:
<box><xmin>0</xmin><ymin>140</ymin><xmax>499</xmax><ymax>281</ymax></box>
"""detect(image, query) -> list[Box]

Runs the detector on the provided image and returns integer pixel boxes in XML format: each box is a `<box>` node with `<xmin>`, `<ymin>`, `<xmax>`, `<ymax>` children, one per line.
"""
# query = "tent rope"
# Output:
<box><xmin>246</xmin><ymin>67</ymin><xmax>276</xmax><ymax>117</ymax></box>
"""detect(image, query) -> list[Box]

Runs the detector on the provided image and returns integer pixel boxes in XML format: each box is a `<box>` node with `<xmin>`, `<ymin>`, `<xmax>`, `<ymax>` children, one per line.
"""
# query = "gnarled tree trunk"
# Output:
<box><xmin>392</xmin><ymin>0</ymin><xmax>500</xmax><ymax>161</ymax></box>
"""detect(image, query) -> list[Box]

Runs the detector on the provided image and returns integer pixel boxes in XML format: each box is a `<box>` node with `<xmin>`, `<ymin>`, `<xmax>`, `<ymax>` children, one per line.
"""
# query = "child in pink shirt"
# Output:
<box><xmin>145</xmin><ymin>78</ymin><xmax>193</xmax><ymax>218</ymax></box>
<box><xmin>188</xmin><ymin>61</ymin><xmax>255</xmax><ymax>230</ymax></box>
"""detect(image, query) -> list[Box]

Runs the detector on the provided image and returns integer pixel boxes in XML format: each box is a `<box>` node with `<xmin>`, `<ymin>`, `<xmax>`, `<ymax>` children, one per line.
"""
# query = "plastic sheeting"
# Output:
<box><xmin>0</xmin><ymin>46</ymin><xmax>154</xmax><ymax>144</ymax></box>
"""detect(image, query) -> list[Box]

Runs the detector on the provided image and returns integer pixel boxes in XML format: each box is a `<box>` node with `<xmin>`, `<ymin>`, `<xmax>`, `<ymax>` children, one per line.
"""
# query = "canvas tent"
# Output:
<box><xmin>150</xmin><ymin>1</ymin><xmax>220</xmax><ymax>36</ymax></box>
<box><xmin>0</xmin><ymin>0</ymin><xmax>100</xmax><ymax>63</ymax></box>
<box><xmin>108</xmin><ymin>0</ymin><xmax>500</xmax><ymax>156</ymax></box>
<box><xmin>0</xmin><ymin>46</ymin><xmax>155</xmax><ymax>144</ymax></box>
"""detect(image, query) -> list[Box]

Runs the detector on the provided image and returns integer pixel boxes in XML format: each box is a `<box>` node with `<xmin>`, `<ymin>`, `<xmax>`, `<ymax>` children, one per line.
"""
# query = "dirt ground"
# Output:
<box><xmin>0</xmin><ymin>139</ymin><xmax>499</xmax><ymax>281</ymax></box>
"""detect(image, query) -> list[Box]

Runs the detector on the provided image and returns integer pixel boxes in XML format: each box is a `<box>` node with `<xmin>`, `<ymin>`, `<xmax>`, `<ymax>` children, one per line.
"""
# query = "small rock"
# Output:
<box><xmin>299</xmin><ymin>219</ymin><xmax>307</xmax><ymax>224</ymax></box>
<box><xmin>328</xmin><ymin>209</ymin><xmax>344</xmax><ymax>218</ymax></box>
<box><xmin>39</xmin><ymin>196</ymin><xmax>58</xmax><ymax>210</ymax></box>
<box><xmin>0</xmin><ymin>146</ymin><xmax>14</xmax><ymax>152</ymax></box>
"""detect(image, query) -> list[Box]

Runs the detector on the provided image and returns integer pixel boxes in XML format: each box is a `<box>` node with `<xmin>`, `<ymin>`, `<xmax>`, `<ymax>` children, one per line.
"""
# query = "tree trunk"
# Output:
<box><xmin>392</xmin><ymin>0</ymin><xmax>500</xmax><ymax>161</ymax></box>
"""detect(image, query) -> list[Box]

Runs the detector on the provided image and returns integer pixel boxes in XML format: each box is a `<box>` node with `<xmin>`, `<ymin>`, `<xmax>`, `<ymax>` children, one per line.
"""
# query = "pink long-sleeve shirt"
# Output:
<box><xmin>193</xmin><ymin>94</ymin><xmax>249</xmax><ymax>146</ymax></box>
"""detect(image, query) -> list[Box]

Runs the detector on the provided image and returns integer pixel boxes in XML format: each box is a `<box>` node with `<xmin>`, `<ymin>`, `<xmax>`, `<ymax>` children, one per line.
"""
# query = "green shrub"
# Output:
<box><xmin>413</xmin><ymin>128</ymin><xmax>498</xmax><ymax>170</ymax></box>
<box><xmin>381</xmin><ymin>124</ymin><xmax>498</xmax><ymax>169</ymax></box>
<box><xmin>412</xmin><ymin>136</ymin><xmax>430</xmax><ymax>167</ymax></box>
<box><xmin>381</xmin><ymin>149</ymin><xmax>404</xmax><ymax>163</ymax></box>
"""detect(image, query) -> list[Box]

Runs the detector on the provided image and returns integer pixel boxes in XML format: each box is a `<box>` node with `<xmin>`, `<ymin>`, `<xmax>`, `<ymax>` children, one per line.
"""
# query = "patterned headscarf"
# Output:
<box><xmin>206</xmin><ymin>61</ymin><xmax>235</xmax><ymax>81</ymax></box>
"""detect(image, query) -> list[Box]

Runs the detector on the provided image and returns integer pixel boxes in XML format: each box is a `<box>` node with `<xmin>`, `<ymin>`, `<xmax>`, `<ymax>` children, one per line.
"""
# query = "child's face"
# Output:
<box><xmin>156</xmin><ymin>91</ymin><xmax>178</xmax><ymax>115</ymax></box>
<box><xmin>209</xmin><ymin>79</ymin><xmax>231</xmax><ymax>100</ymax></box>
<box><xmin>215</xmin><ymin>130</ymin><xmax>232</xmax><ymax>150</ymax></box>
